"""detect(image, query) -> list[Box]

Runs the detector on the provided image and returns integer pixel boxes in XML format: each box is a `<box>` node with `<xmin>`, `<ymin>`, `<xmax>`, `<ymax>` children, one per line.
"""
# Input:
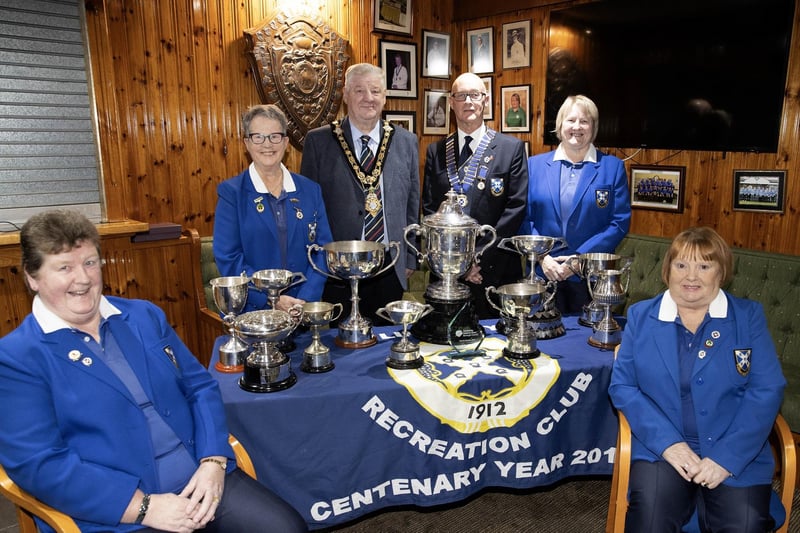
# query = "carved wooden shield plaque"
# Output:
<box><xmin>244</xmin><ymin>13</ymin><xmax>350</xmax><ymax>149</ymax></box>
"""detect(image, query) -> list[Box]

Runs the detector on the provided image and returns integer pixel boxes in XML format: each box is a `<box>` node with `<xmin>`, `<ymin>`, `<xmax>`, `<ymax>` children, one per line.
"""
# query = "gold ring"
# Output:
<box><xmin>212</xmin><ymin>496</ymin><xmax>220</xmax><ymax>503</ymax></box>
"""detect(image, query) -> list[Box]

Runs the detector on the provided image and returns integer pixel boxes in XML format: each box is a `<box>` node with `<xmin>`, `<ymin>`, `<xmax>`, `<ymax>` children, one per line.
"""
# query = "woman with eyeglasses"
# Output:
<box><xmin>213</xmin><ymin>104</ymin><xmax>332</xmax><ymax>313</ymax></box>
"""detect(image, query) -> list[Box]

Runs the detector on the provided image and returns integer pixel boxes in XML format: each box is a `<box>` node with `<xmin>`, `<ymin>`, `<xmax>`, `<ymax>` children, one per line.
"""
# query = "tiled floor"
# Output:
<box><xmin>0</xmin><ymin>495</ymin><xmax>17</xmax><ymax>532</ymax></box>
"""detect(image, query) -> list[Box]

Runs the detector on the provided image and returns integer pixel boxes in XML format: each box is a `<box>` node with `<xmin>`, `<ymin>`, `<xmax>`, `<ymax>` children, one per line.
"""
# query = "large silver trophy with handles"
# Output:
<box><xmin>404</xmin><ymin>189</ymin><xmax>496</xmax><ymax>351</ymax></box>
<box><xmin>236</xmin><ymin>307</ymin><xmax>302</xmax><ymax>393</ymax></box>
<box><xmin>209</xmin><ymin>275</ymin><xmax>250</xmax><ymax>373</ymax></box>
<box><xmin>251</xmin><ymin>269</ymin><xmax>306</xmax><ymax>353</ymax></box>
<box><xmin>587</xmin><ymin>269</ymin><xmax>630</xmax><ymax>349</ymax></box>
<box><xmin>496</xmin><ymin>235</ymin><xmax>567</xmax><ymax>339</ymax></box>
<box><xmin>486</xmin><ymin>281</ymin><xmax>556</xmax><ymax>359</ymax></box>
<box><xmin>308</xmin><ymin>240</ymin><xmax>399</xmax><ymax>349</ymax></box>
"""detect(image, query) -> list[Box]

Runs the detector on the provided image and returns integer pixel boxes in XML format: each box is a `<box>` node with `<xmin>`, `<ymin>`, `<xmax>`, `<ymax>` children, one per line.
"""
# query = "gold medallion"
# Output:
<box><xmin>365</xmin><ymin>189</ymin><xmax>382</xmax><ymax>216</ymax></box>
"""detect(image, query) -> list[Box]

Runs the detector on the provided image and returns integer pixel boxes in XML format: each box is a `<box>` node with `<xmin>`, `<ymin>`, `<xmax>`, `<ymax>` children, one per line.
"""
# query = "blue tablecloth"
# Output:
<box><xmin>211</xmin><ymin>315</ymin><xmax>619</xmax><ymax>529</ymax></box>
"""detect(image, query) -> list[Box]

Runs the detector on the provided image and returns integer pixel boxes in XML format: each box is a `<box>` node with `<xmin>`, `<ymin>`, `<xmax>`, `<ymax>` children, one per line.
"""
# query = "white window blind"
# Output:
<box><xmin>0</xmin><ymin>0</ymin><xmax>102</xmax><ymax>231</ymax></box>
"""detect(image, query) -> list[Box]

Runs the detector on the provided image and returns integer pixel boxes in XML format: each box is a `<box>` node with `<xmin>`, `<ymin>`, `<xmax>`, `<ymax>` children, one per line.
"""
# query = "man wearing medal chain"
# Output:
<box><xmin>422</xmin><ymin>72</ymin><xmax>528</xmax><ymax>319</ymax></box>
<box><xmin>301</xmin><ymin>63</ymin><xmax>420</xmax><ymax>325</ymax></box>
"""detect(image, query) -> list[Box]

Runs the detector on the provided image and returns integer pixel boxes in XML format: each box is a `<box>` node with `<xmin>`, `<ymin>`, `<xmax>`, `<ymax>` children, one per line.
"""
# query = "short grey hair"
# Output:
<box><xmin>344</xmin><ymin>63</ymin><xmax>386</xmax><ymax>88</ymax></box>
<box><xmin>241</xmin><ymin>104</ymin><xmax>288</xmax><ymax>135</ymax></box>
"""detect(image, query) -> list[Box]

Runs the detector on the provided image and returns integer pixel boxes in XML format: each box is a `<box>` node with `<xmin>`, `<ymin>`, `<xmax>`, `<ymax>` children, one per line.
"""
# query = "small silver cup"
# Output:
<box><xmin>300</xmin><ymin>301</ymin><xmax>343</xmax><ymax>373</ymax></box>
<box><xmin>376</xmin><ymin>300</ymin><xmax>434</xmax><ymax>369</ymax></box>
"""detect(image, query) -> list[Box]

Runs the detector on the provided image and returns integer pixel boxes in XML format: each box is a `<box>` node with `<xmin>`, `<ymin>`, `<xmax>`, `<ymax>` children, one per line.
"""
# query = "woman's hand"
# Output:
<box><xmin>690</xmin><ymin>457</ymin><xmax>731</xmax><ymax>489</ymax></box>
<box><xmin>464</xmin><ymin>264</ymin><xmax>482</xmax><ymax>284</ymax></box>
<box><xmin>177</xmin><ymin>459</ymin><xmax>227</xmax><ymax>527</ymax></box>
<box><xmin>662</xmin><ymin>441</ymin><xmax>702</xmax><ymax>482</ymax></box>
<box><xmin>277</xmin><ymin>294</ymin><xmax>304</xmax><ymax>312</ymax></box>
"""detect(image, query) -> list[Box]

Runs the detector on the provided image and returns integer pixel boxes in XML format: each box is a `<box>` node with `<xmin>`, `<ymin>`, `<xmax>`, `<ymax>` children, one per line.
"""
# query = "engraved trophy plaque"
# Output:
<box><xmin>251</xmin><ymin>269</ymin><xmax>306</xmax><ymax>353</ymax></box>
<box><xmin>376</xmin><ymin>300</ymin><xmax>434</xmax><ymax>369</ymax></box>
<box><xmin>405</xmin><ymin>189</ymin><xmax>496</xmax><ymax>351</ymax></box>
<box><xmin>486</xmin><ymin>282</ymin><xmax>556</xmax><ymax>359</ymax></box>
<box><xmin>210</xmin><ymin>275</ymin><xmax>250</xmax><ymax>373</ymax></box>
<box><xmin>497</xmin><ymin>235</ymin><xmax>567</xmax><ymax>339</ymax></box>
<box><xmin>308</xmin><ymin>240</ymin><xmax>399</xmax><ymax>349</ymax></box>
<box><xmin>300</xmin><ymin>301</ymin><xmax>343</xmax><ymax>373</ymax></box>
<box><xmin>236</xmin><ymin>307</ymin><xmax>302</xmax><ymax>393</ymax></box>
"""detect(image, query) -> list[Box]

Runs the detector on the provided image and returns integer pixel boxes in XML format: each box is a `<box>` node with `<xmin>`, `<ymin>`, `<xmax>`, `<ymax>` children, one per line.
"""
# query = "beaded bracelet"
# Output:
<box><xmin>201</xmin><ymin>457</ymin><xmax>227</xmax><ymax>471</ymax></box>
<box><xmin>135</xmin><ymin>493</ymin><xmax>150</xmax><ymax>524</ymax></box>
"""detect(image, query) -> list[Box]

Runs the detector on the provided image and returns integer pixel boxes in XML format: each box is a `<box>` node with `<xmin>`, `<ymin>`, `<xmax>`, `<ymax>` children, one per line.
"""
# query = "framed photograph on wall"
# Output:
<box><xmin>630</xmin><ymin>165</ymin><xmax>686</xmax><ymax>213</ymax></box>
<box><xmin>480</xmin><ymin>76</ymin><xmax>493</xmax><ymax>121</ymax></box>
<box><xmin>423</xmin><ymin>89</ymin><xmax>450</xmax><ymax>135</ymax></box>
<box><xmin>502</xmin><ymin>20</ymin><xmax>531</xmax><ymax>69</ymax></box>
<box><xmin>732</xmin><ymin>169</ymin><xmax>786</xmax><ymax>213</ymax></box>
<box><xmin>382</xmin><ymin>111</ymin><xmax>416</xmax><ymax>134</ymax></box>
<box><xmin>373</xmin><ymin>0</ymin><xmax>412</xmax><ymax>36</ymax></box>
<box><xmin>379</xmin><ymin>40</ymin><xmax>417</xmax><ymax>99</ymax></box>
<box><xmin>500</xmin><ymin>85</ymin><xmax>530</xmax><ymax>133</ymax></box>
<box><xmin>466</xmin><ymin>27</ymin><xmax>493</xmax><ymax>74</ymax></box>
<box><xmin>422</xmin><ymin>30</ymin><xmax>450</xmax><ymax>78</ymax></box>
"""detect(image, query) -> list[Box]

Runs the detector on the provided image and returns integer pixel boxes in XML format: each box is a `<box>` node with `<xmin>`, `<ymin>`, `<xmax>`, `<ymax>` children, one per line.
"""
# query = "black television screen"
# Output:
<box><xmin>546</xmin><ymin>0</ymin><xmax>795</xmax><ymax>152</ymax></box>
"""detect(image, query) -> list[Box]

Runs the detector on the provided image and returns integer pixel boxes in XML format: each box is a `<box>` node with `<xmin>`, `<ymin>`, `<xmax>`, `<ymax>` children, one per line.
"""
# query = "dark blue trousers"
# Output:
<box><xmin>625</xmin><ymin>460</ymin><xmax>773</xmax><ymax>533</ymax></box>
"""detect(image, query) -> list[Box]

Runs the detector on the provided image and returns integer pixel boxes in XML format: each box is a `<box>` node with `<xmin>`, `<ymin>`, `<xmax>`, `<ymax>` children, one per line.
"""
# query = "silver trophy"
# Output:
<box><xmin>251</xmin><ymin>269</ymin><xmax>306</xmax><ymax>352</ymax></box>
<box><xmin>486</xmin><ymin>281</ymin><xmax>556</xmax><ymax>359</ymax></box>
<box><xmin>404</xmin><ymin>189</ymin><xmax>496</xmax><ymax>351</ymax></box>
<box><xmin>497</xmin><ymin>235</ymin><xmax>567</xmax><ymax>339</ymax></box>
<box><xmin>300</xmin><ymin>301</ymin><xmax>343</xmax><ymax>373</ymax></box>
<box><xmin>308</xmin><ymin>240</ymin><xmax>399</xmax><ymax>349</ymax></box>
<box><xmin>587</xmin><ymin>269</ymin><xmax>630</xmax><ymax>349</ymax></box>
<box><xmin>209</xmin><ymin>275</ymin><xmax>250</xmax><ymax>373</ymax></box>
<box><xmin>236</xmin><ymin>307</ymin><xmax>302</xmax><ymax>393</ymax></box>
<box><xmin>567</xmin><ymin>253</ymin><xmax>634</xmax><ymax>327</ymax></box>
<box><xmin>376</xmin><ymin>300</ymin><xmax>434</xmax><ymax>369</ymax></box>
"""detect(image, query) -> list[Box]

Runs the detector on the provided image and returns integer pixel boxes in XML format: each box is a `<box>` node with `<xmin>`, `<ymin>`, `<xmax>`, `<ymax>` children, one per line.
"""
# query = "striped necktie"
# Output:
<box><xmin>360</xmin><ymin>135</ymin><xmax>384</xmax><ymax>243</ymax></box>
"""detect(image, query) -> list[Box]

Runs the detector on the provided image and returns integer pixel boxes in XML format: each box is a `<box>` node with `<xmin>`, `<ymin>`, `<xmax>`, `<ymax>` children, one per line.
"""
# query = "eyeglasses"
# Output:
<box><xmin>451</xmin><ymin>92</ymin><xmax>486</xmax><ymax>102</ymax></box>
<box><xmin>246</xmin><ymin>132</ymin><xmax>287</xmax><ymax>144</ymax></box>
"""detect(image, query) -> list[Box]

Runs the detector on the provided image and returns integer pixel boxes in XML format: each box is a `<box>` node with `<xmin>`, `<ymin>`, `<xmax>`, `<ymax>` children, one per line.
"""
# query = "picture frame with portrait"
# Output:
<box><xmin>373</xmin><ymin>0</ymin><xmax>412</xmax><ymax>36</ymax></box>
<box><xmin>480</xmin><ymin>76</ymin><xmax>494</xmax><ymax>121</ymax></box>
<box><xmin>422</xmin><ymin>30</ymin><xmax>450</xmax><ymax>79</ymax></box>
<box><xmin>630</xmin><ymin>165</ymin><xmax>686</xmax><ymax>213</ymax></box>
<box><xmin>502</xmin><ymin>20</ymin><xmax>531</xmax><ymax>69</ymax></box>
<box><xmin>382</xmin><ymin>111</ymin><xmax>416</xmax><ymax>135</ymax></box>
<box><xmin>379</xmin><ymin>40</ymin><xmax>417</xmax><ymax>99</ymax></box>
<box><xmin>423</xmin><ymin>89</ymin><xmax>450</xmax><ymax>135</ymax></box>
<box><xmin>732</xmin><ymin>169</ymin><xmax>786</xmax><ymax>213</ymax></box>
<box><xmin>500</xmin><ymin>85</ymin><xmax>530</xmax><ymax>133</ymax></box>
<box><xmin>466</xmin><ymin>27</ymin><xmax>494</xmax><ymax>74</ymax></box>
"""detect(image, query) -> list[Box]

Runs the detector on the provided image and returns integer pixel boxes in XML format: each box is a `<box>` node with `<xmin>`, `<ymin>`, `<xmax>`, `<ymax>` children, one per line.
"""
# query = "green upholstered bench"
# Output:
<box><xmin>616</xmin><ymin>234</ymin><xmax>800</xmax><ymax>436</ymax></box>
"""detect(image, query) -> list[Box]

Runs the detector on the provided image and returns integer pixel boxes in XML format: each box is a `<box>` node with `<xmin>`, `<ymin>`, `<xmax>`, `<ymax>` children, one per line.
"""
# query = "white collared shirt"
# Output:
<box><xmin>248</xmin><ymin>162</ymin><xmax>296</xmax><ymax>195</ymax></box>
<box><xmin>553</xmin><ymin>143</ymin><xmax>598</xmax><ymax>164</ymax></box>
<box><xmin>657</xmin><ymin>289</ymin><xmax>728</xmax><ymax>322</ymax></box>
<box><xmin>32</xmin><ymin>294</ymin><xmax>121</xmax><ymax>334</ymax></box>
<box><xmin>458</xmin><ymin>124</ymin><xmax>487</xmax><ymax>154</ymax></box>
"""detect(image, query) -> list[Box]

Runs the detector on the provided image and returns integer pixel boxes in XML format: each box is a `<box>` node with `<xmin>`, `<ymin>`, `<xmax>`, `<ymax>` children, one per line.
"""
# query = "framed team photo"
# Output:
<box><xmin>733</xmin><ymin>169</ymin><xmax>786</xmax><ymax>213</ymax></box>
<box><xmin>630</xmin><ymin>165</ymin><xmax>686</xmax><ymax>213</ymax></box>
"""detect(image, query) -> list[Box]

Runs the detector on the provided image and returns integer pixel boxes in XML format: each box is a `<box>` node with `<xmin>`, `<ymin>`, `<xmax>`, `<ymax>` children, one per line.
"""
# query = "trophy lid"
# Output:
<box><xmin>422</xmin><ymin>189</ymin><xmax>480</xmax><ymax>229</ymax></box>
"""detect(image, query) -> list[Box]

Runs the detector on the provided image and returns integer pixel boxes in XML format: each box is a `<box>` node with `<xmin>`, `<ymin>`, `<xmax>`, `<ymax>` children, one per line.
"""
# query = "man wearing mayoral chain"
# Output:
<box><xmin>422</xmin><ymin>72</ymin><xmax>529</xmax><ymax>319</ymax></box>
<box><xmin>301</xmin><ymin>63</ymin><xmax>420</xmax><ymax>325</ymax></box>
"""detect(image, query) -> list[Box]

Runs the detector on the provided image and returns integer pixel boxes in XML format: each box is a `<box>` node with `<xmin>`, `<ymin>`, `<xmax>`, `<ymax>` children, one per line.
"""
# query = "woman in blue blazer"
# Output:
<box><xmin>524</xmin><ymin>95</ymin><xmax>630</xmax><ymax>313</ymax></box>
<box><xmin>609</xmin><ymin>227</ymin><xmax>785</xmax><ymax>532</ymax></box>
<box><xmin>0</xmin><ymin>210</ymin><xmax>306</xmax><ymax>532</ymax></box>
<box><xmin>214</xmin><ymin>104</ymin><xmax>332</xmax><ymax>313</ymax></box>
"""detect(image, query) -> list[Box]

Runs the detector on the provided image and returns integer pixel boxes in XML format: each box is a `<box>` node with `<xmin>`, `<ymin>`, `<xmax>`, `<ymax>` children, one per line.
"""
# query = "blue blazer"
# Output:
<box><xmin>300</xmin><ymin>118</ymin><xmax>420</xmax><ymax>290</ymax></box>
<box><xmin>524</xmin><ymin>149</ymin><xmax>630</xmax><ymax>259</ymax></box>
<box><xmin>0</xmin><ymin>298</ymin><xmax>233</xmax><ymax>532</ymax></box>
<box><xmin>213</xmin><ymin>169</ymin><xmax>333</xmax><ymax>312</ymax></box>
<box><xmin>609</xmin><ymin>292</ymin><xmax>786</xmax><ymax>487</ymax></box>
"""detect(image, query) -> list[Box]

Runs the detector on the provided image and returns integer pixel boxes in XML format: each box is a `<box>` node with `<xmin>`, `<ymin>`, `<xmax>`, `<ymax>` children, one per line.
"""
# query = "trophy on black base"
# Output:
<box><xmin>486</xmin><ymin>282</ymin><xmax>556</xmax><ymax>359</ymax></box>
<box><xmin>376</xmin><ymin>300</ymin><xmax>433</xmax><ymax>369</ymax></box>
<box><xmin>236</xmin><ymin>307</ymin><xmax>302</xmax><ymax>393</ymax></box>
<box><xmin>496</xmin><ymin>235</ymin><xmax>566</xmax><ymax>339</ymax></box>
<box><xmin>405</xmin><ymin>189</ymin><xmax>496</xmax><ymax>355</ymax></box>
<box><xmin>300</xmin><ymin>301</ymin><xmax>343</xmax><ymax>373</ymax></box>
